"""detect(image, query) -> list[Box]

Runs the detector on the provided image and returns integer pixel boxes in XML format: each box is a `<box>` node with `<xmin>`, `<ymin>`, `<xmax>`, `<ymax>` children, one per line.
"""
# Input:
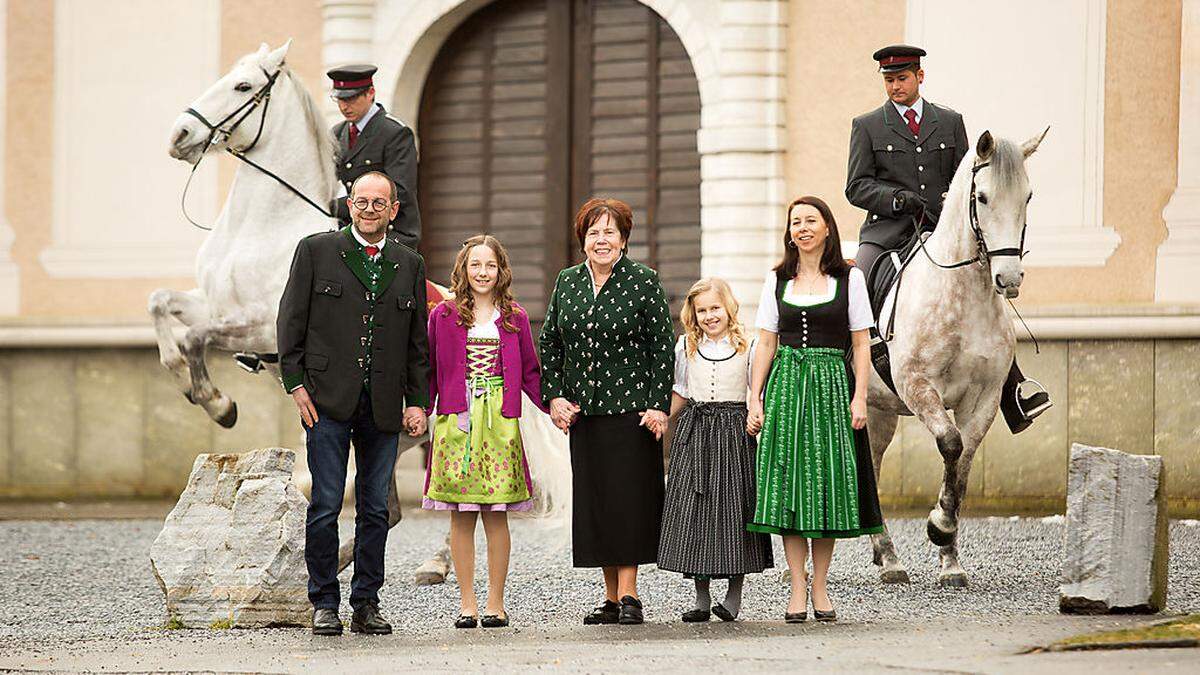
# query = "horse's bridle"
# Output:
<box><xmin>179</xmin><ymin>67</ymin><xmax>333</xmax><ymax>230</ymax></box>
<box><xmin>920</xmin><ymin>160</ymin><xmax>1028</xmax><ymax>271</ymax></box>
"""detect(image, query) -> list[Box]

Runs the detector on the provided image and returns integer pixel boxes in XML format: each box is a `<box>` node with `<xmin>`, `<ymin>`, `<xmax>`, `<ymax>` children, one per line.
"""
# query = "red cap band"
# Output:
<box><xmin>333</xmin><ymin>77</ymin><xmax>373</xmax><ymax>89</ymax></box>
<box><xmin>879</xmin><ymin>55</ymin><xmax>920</xmax><ymax>67</ymax></box>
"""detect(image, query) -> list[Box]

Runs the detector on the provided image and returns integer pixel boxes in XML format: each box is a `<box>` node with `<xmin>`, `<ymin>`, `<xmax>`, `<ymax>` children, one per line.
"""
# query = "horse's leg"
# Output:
<box><xmin>180</xmin><ymin>318</ymin><xmax>259</xmax><ymax>428</ymax></box>
<box><xmin>901</xmin><ymin>375</ymin><xmax>964</xmax><ymax>549</ymax></box>
<box><xmin>148</xmin><ymin>289</ymin><xmax>209</xmax><ymax>402</ymax></box>
<box><xmin>934</xmin><ymin>398</ymin><xmax>998</xmax><ymax>588</ymax></box>
<box><xmin>866</xmin><ymin>409</ymin><xmax>908</xmax><ymax>583</ymax></box>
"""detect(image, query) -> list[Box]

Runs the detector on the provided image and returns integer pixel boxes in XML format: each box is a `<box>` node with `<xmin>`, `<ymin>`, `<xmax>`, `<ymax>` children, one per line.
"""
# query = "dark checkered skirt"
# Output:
<box><xmin>657</xmin><ymin>401</ymin><xmax>774</xmax><ymax>577</ymax></box>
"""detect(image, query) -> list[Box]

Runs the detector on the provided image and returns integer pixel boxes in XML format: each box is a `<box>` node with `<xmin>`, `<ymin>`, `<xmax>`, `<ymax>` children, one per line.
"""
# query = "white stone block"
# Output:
<box><xmin>719</xmin><ymin>1</ymin><xmax>787</xmax><ymax>26</ymax></box>
<box><xmin>1059</xmin><ymin>443</ymin><xmax>1168</xmax><ymax>614</ymax></box>
<box><xmin>150</xmin><ymin>448</ymin><xmax>310</xmax><ymax>628</ymax></box>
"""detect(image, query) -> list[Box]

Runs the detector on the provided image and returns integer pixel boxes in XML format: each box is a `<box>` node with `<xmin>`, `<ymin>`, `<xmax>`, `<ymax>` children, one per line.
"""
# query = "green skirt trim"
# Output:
<box><xmin>750</xmin><ymin>345</ymin><xmax>873</xmax><ymax>537</ymax></box>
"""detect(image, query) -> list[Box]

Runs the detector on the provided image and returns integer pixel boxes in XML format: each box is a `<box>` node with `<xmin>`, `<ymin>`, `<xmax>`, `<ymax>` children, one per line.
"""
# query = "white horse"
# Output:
<box><xmin>866</xmin><ymin>128</ymin><xmax>1047</xmax><ymax>587</ymax></box>
<box><xmin>159</xmin><ymin>40</ymin><xmax>571</xmax><ymax>583</ymax></box>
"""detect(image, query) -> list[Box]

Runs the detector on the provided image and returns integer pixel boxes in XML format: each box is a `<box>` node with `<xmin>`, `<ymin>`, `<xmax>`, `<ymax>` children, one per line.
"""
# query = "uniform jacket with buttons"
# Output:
<box><xmin>539</xmin><ymin>255</ymin><xmax>675</xmax><ymax>416</ymax></box>
<box><xmin>277</xmin><ymin>227</ymin><xmax>430</xmax><ymax>433</ymax></box>
<box><xmin>845</xmin><ymin>100</ymin><xmax>968</xmax><ymax>250</ymax></box>
<box><xmin>332</xmin><ymin>103</ymin><xmax>421</xmax><ymax>250</ymax></box>
<box><xmin>425</xmin><ymin>300</ymin><xmax>548</xmax><ymax>418</ymax></box>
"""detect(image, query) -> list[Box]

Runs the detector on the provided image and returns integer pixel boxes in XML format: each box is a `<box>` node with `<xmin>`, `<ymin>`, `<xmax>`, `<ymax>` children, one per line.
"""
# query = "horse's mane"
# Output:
<box><xmin>988</xmin><ymin>138</ymin><xmax>1027</xmax><ymax>193</ymax></box>
<box><xmin>284</xmin><ymin>69</ymin><xmax>337</xmax><ymax>197</ymax></box>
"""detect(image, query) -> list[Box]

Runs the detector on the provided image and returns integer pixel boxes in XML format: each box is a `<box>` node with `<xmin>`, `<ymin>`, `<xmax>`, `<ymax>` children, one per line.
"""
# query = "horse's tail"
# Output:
<box><xmin>519</xmin><ymin>395</ymin><xmax>572</xmax><ymax>533</ymax></box>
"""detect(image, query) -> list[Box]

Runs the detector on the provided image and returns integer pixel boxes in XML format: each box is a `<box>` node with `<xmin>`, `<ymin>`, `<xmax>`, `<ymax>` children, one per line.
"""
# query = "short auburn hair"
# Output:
<box><xmin>573</xmin><ymin>197</ymin><xmax>633</xmax><ymax>251</ymax></box>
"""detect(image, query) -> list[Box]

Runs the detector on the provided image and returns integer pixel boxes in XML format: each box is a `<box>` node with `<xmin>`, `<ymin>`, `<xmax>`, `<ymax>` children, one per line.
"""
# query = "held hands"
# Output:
<box><xmin>403</xmin><ymin>406</ymin><xmax>428</xmax><ymax>437</ymax></box>
<box><xmin>550</xmin><ymin>397</ymin><xmax>580</xmax><ymax>434</ymax></box>
<box><xmin>746</xmin><ymin>400</ymin><xmax>764</xmax><ymax>436</ymax></box>
<box><xmin>291</xmin><ymin>386</ymin><xmax>319</xmax><ymax>428</ymax></box>
<box><xmin>639</xmin><ymin>409</ymin><xmax>668</xmax><ymax>440</ymax></box>
<box><xmin>850</xmin><ymin>395</ymin><xmax>868</xmax><ymax>430</ymax></box>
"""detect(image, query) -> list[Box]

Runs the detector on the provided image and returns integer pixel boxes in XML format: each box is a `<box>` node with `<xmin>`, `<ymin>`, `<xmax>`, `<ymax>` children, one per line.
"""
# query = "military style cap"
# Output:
<box><xmin>327</xmin><ymin>64</ymin><xmax>377</xmax><ymax>99</ymax></box>
<box><xmin>872</xmin><ymin>45</ymin><xmax>926</xmax><ymax>72</ymax></box>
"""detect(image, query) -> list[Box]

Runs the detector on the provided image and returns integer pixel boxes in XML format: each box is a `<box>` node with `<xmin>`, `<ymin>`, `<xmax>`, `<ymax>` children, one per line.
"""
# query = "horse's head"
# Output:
<box><xmin>968</xmin><ymin>128</ymin><xmax>1048</xmax><ymax>298</ymax></box>
<box><xmin>168</xmin><ymin>40</ymin><xmax>292</xmax><ymax>165</ymax></box>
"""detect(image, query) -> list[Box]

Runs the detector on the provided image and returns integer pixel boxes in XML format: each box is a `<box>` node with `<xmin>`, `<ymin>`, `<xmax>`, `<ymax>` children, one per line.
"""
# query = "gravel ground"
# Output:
<box><xmin>1</xmin><ymin>514</ymin><xmax>1197</xmax><ymax>647</ymax></box>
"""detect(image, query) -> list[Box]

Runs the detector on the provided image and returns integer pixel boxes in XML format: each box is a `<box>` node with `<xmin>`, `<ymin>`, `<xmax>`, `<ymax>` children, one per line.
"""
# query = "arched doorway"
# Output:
<box><xmin>417</xmin><ymin>0</ymin><xmax>702</xmax><ymax>322</ymax></box>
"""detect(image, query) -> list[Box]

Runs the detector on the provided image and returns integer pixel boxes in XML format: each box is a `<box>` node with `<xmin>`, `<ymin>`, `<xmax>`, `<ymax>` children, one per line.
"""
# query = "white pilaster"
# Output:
<box><xmin>322</xmin><ymin>0</ymin><xmax>376</xmax><ymax>121</ymax></box>
<box><xmin>0</xmin><ymin>0</ymin><xmax>18</xmax><ymax>315</ymax></box>
<box><xmin>1155</xmin><ymin>0</ymin><xmax>1200</xmax><ymax>304</ymax></box>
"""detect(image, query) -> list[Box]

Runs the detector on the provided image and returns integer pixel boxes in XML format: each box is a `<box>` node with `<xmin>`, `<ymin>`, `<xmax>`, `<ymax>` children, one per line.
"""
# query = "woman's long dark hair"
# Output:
<box><xmin>773</xmin><ymin>196</ymin><xmax>851</xmax><ymax>280</ymax></box>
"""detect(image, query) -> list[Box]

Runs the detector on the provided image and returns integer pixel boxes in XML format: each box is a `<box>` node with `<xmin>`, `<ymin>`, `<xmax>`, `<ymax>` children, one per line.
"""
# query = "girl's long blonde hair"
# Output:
<box><xmin>680</xmin><ymin>277</ymin><xmax>749</xmax><ymax>357</ymax></box>
<box><xmin>449</xmin><ymin>234</ymin><xmax>518</xmax><ymax>333</ymax></box>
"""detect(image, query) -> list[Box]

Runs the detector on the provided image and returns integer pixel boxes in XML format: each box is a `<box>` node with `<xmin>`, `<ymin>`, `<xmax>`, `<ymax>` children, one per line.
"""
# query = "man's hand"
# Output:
<box><xmin>291</xmin><ymin>386</ymin><xmax>319</xmax><ymax>428</ymax></box>
<box><xmin>894</xmin><ymin>189</ymin><xmax>927</xmax><ymax>216</ymax></box>
<box><xmin>639</xmin><ymin>409</ymin><xmax>668</xmax><ymax>441</ymax></box>
<box><xmin>549</xmin><ymin>397</ymin><xmax>580</xmax><ymax>434</ymax></box>
<box><xmin>403</xmin><ymin>406</ymin><xmax>427</xmax><ymax>437</ymax></box>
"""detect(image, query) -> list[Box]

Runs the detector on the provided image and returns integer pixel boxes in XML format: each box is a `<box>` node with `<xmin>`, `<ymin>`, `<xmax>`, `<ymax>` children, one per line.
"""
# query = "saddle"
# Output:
<box><xmin>863</xmin><ymin>231</ymin><xmax>923</xmax><ymax>397</ymax></box>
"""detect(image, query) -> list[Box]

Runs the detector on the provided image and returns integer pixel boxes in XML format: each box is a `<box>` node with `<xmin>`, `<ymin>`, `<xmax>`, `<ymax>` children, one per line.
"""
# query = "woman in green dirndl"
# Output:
<box><xmin>746</xmin><ymin>196</ymin><xmax>883</xmax><ymax>623</ymax></box>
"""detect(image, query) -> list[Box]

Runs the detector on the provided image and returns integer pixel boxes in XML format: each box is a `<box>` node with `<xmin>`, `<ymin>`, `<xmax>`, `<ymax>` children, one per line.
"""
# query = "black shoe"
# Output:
<box><xmin>1001</xmin><ymin>378</ymin><xmax>1053</xmax><ymax>434</ymax></box>
<box><xmin>813</xmin><ymin>608</ymin><xmax>837</xmax><ymax>622</ymax></box>
<box><xmin>583</xmin><ymin>600</ymin><xmax>620</xmax><ymax>625</ymax></box>
<box><xmin>785</xmin><ymin>611</ymin><xmax>807</xmax><ymax>624</ymax></box>
<box><xmin>312</xmin><ymin>607</ymin><xmax>343</xmax><ymax>636</ymax></box>
<box><xmin>455</xmin><ymin>614</ymin><xmax>478</xmax><ymax>629</ymax></box>
<box><xmin>711</xmin><ymin>602</ymin><xmax>736</xmax><ymax>622</ymax></box>
<box><xmin>681</xmin><ymin>609</ymin><xmax>710</xmax><ymax>623</ymax></box>
<box><xmin>618</xmin><ymin>595</ymin><xmax>644</xmax><ymax>625</ymax></box>
<box><xmin>350</xmin><ymin>602</ymin><xmax>392</xmax><ymax>635</ymax></box>
<box><xmin>481</xmin><ymin>614</ymin><xmax>509</xmax><ymax>628</ymax></box>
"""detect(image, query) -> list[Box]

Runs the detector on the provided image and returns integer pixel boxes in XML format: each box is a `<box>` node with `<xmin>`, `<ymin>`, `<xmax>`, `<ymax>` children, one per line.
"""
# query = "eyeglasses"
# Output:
<box><xmin>351</xmin><ymin>198</ymin><xmax>393</xmax><ymax>212</ymax></box>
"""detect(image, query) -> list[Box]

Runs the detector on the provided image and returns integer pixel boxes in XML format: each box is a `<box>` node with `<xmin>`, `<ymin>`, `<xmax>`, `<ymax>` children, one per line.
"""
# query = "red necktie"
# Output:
<box><xmin>904</xmin><ymin>109</ymin><xmax>920</xmax><ymax>137</ymax></box>
<box><xmin>364</xmin><ymin>245</ymin><xmax>379</xmax><ymax>258</ymax></box>
<box><xmin>348</xmin><ymin>123</ymin><xmax>359</xmax><ymax>149</ymax></box>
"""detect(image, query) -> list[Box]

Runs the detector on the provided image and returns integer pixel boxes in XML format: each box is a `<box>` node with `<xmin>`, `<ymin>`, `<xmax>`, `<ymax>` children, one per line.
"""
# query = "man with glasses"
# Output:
<box><xmin>328</xmin><ymin>64</ymin><xmax>421</xmax><ymax>250</ymax></box>
<box><xmin>278</xmin><ymin>170</ymin><xmax>430</xmax><ymax>635</ymax></box>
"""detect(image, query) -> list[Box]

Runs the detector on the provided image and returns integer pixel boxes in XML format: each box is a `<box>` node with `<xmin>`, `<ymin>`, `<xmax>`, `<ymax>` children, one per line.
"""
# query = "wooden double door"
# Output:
<box><xmin>417</xmin><ymin>0</ymin><xmax>702</xmax><ymax>321</ymax></box>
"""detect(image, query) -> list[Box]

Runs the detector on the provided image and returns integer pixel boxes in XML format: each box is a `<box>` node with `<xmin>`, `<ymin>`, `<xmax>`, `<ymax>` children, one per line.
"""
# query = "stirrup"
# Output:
<box><xmin>233</xmin><ymin>351</ymin><xmax>277</xmax><ymax>374</ymax></box>
<box><xmin>1015</xmin><ymin>378</ymin><xmax>1052</xmax><ymax>419</ymax></box>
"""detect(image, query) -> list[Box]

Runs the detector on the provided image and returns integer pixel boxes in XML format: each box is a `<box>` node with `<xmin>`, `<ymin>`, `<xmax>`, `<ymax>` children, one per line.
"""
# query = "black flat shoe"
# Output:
<box><xmin>481</xmin><ymin>614</ymin><xmax>509</xmax><ymax>628</ymax></box>
<box><xmin>711</xmin><ymin>602</ymin><xmax>736</xmax><ymax>622</ymax></box>
<box><xmin>350</xmin><ymin>602</ymin><xmax>392</xmax><ymax>635</ymax></box>
<box><xmin>618</xmin><ymin>595</ymin><xmax>644</xmax><ymax>625</ymax></box>
<box><xmin>455</xmin><ymin>614</ymin><xmax>479</xmax><ymax>629</ymax></box>
<box><xmin>681</xmin><ymin>609</ymin><xmax>710</xmax><ymax>623</ymax></box>
<box><xmin>785</xmin><ymin>611</ymin><xmax>807</xmax><ymax>624</ymax></box>
<box><xmin>583</xmin><ymin>600</ymin><xmax>620</xmax><ymax>625</ymax></box>
<box><xmin>312</xmin><ymin>607</ymin><xmax>343</xmax><ymax>636</ymax></box>
<box><xmin>813</xmin><ymin>608</ymin><xmax>837</xmax><ymax>622</ymax></box>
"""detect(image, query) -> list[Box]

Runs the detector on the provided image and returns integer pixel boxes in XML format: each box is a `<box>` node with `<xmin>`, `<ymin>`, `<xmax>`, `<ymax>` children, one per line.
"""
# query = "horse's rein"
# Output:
<box><xmin>179</xmin><ymin>67</ymin><xmax>334</xmax><ymax>231</ymax></box>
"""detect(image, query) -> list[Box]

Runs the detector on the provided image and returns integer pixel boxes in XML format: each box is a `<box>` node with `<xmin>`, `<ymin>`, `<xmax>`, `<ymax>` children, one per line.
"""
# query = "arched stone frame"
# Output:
<box><xmin>0</xmin><ymin>0</ymin><xmax>17</xmax><ymax>315</ymax></box>
<box><xmin>323</xmin><ymin>0</ymin><xmax>787</xmax><ymax>316</ymax></box>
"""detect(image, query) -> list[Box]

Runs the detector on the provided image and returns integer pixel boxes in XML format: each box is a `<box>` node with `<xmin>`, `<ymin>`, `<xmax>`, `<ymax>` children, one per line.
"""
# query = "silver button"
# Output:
<box><xmin>587</xmin><ymin>323</ymin><xmax>593</xmax><ymax>329</ymax></box>
<box><xmin>921</xmin><ymin>184</ymin><xmax>926</xmax><ymax>190</ymax></box>
<box><xmin>940</xmin><ymin>143</ymin><xmax>946</xmax><ymax>149</ymax></box>
<box><xmin>886</xmin><ymin>144</ymin><xmax>893</xmax><ymax>151</ymax></box>
<box><xmin>365</xmin><ymin>159</ymin><xmax>372</xmax><ymax>165</ymax></box>
<box><xmin>916</xmin><ymin>147</ymin><xmax>923</xmax><ymax>153</ymax></box>
<box><xmin>872</xmin><ymin>215</ymin><xmax>878</xmax><ymax>221</ymax></box>
<box><xmin>918</xmin><ymin>165</ymin><xmax>924</xmax><ymax>172</ymax></box>
<box><xmin>345</xmin><ymin>163</ymin><xmax>351</xmax><ymax>169</ymax></box>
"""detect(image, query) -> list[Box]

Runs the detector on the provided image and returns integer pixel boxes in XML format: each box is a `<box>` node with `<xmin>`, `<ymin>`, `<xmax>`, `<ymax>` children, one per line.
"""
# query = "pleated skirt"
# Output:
<box><xmin>748</xmin><ymin>346</ymin><xmax>884</xmax><ymax>539</ymax></box>
<box><xmin>570</xmin><ymin>412</ymin><xmax>665</xmax><ymax>567</ymax></box>
<box><xmin>658</xmin><ymin>401</ymin><xmax>774</xmax><ymax>577</ymax></box>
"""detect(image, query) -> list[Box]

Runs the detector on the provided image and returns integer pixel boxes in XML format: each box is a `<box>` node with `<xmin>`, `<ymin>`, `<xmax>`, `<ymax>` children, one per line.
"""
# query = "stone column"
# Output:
<box><xmin>321</xmin><ymin>0</ymin><xmax>376</xmax><ymax>118</ymax></box>
<box><xmin>0</xmin><ymin>0</ymin><xmax>18</xmax><ymax>315</ymax></box>
<box><xmin>1156</xmin><ymin>0</ymin><xmax>1200</xmax><ymax>303</ymax></box>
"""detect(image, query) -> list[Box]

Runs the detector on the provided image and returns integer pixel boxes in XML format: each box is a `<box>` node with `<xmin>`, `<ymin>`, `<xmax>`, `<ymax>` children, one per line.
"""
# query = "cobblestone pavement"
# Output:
<box><xmin>1</xmin><ymin>513</ymin><xmax>1197</xmax><ymax>672</ymax></box>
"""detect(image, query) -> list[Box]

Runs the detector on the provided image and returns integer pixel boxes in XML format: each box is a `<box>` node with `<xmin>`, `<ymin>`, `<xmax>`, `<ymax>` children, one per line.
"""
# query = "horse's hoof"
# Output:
<box><xmin>183</xmin><ymin>391</ymin><xmax>196</xmax><ymax>405</ymax></box>
<box><xmin>414</xmin><ymin>571</ymin><xmax>446</xmax><ymax>586</ymax></box>
<box><xmin>881</xmin><ymin>568</ymin><xmax>911</xmax><ymax>584</ymax></box>
<box><xmin>938</xmin><ymin>572</ymin><xmax>969</xmax><ymax>588</ymax></box>
<box><xmin>215</xmin><ymin>402</ymin><xmax>238</xmax><ymax>429</ymax></box>
<box><xmin>872</xmin><ymin>549</ymin><xmax>883</xmax><ymax>566</ymax></box>
<box><xmin>927</xmin><ymin>519</ymin><xmax>956</xmax><ymax>547</ymax></box>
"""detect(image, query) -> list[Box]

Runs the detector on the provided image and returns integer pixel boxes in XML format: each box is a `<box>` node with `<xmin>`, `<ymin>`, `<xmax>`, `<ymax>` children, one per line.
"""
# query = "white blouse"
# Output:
<box><xmin>466</xmin><ymin>308</ymin><xmax>501</xmax><ymax>339</ymax></box>
<box><xmin>754</xmin><ymin>267</ymin><xmax>874</xmax><ymax>333</ymax></box>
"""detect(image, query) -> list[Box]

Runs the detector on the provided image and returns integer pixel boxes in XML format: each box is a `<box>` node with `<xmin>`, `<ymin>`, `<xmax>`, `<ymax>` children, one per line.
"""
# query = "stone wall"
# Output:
<box><xmin>0</xmin><ymin>340</ymin><xmax>1196</xmax><ymax>515</ymax></box>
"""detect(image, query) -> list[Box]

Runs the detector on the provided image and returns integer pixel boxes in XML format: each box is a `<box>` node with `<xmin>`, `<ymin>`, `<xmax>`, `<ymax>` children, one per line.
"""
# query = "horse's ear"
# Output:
<box><xmin>265</xmin><ymin>39</ymin><xmax>292</xmax><ymax>71</ymax></box>
<box><xmin>975</xmin><ymin>130</ymin><xmax>994</xmax><ymax>160</ymax></box>
<box><xmin>1021</xmin><ymin>126</ymin><xmax>1050</xmax><ymax>159</ymax></box>
<box><xmin>256</xmin><ymin>42</ymin><xmax>270</xmax><ymax>56</ymax></box>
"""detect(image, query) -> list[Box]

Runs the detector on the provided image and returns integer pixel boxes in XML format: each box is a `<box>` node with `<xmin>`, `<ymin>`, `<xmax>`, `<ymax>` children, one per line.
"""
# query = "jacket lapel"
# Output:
<box><xmin>335</xmin><ymin>122</ymin><xmax>351</xmax><ymax>161</ymax></box>
<box><xmin>337</xmin><ymin>227</ymin><xmax>375</xmax><ymax>291</ymax></box>
<box><xmin>342</xmin><ymin>103</ymin><xmax>386</xmax><ymax>165</ymax></box>
<box><xmin>916</xmin><ymin>100</ymin><xmax>940</xmax><ymax>147</ymax></box>
<box><xmin>883</xmin><ymin>102</ymin><xmax>917</xmax><ymax>146</ymax></box>
<box><xmin>375</xmin><ymin>236</ymin><xmax>403</xmax><ymax>297</ymax></box>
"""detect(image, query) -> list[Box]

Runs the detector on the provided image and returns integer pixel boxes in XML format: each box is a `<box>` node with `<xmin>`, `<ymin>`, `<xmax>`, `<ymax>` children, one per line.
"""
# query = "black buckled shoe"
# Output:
<box><xmin>481</xmin><ymin>613</ymin><xmax>509</xmax><ymax>628</ymax></box>
<box><xmin>618</xmin><ymin>595</ymin><xmax>644</xmax><ymax>625</ymax></box>
<box><xmin>312</xmin><ymin>607</ymin><xmax>342</xmax><ymax>636</ymax></box>
<box><xmin>350</xmin><ymin>602</ymin><xmax>392</xmax><ymax>635</ymax></box>
<box><xmin>455</xmin><ymin>614</ymin><xmax>478</xmax><ymax>629</ymax></box>
<box><xmin>583</xmin><ymin>600</ymin><xmax>620</xmax><ymax>625</ymax></box>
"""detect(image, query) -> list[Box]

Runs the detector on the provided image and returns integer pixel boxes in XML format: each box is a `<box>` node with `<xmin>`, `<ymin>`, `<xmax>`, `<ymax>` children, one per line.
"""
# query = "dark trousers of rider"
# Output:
<box><xmin>854</xmin><ymin>242</ymin><xmax>888</xmax><ymax>284</ymax></box>
<box><xmin>305</xmin><ymin>388</ymin><xmax>399</xmax><ymax>611</ymax></box>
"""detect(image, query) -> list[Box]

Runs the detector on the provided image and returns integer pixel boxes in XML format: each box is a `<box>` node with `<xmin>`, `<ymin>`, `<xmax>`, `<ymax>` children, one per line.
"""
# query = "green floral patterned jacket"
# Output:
<box><xmin>539</xmin><ymin>255</ymin><xmax>675</xmax><ymax>416</ymax></box>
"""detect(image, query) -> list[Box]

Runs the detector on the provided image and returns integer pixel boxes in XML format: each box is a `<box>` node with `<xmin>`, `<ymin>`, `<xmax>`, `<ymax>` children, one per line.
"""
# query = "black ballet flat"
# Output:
<box><xmin>785</xmin><ymin>611</ymin><xmax>807</xmax><ymax>624</ymax></box>
<box><xmin>481</xmin><ymin>614</ymin><xmax>509</xmax><ymax>628</ymax></box>
<box><xmin>455</xmin><ymin>614</ymin><xmax>478</xmax><ymax>629</ymax></box>
<box><xmin>583</xmin><ymin>600</ymin><xmax>620</xmax><ymax>625</ymax></box>
<box><xmin>681</xmin><ymin>609</ymin><xmax>710</xmax><ymax>623</ymax></box>
<box><xmin>711</xmin><ymin>602</ymin><xmax>736</xmax><ymax>622</ymax></box>
<box><xmin>813</xmin><ymin>608</ymin><xmax>837</xmax><ymax>623</ymax></box>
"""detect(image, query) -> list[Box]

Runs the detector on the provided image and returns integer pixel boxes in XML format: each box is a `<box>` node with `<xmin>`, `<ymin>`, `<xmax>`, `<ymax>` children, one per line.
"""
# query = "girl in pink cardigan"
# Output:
<box><xmin>423</xmin><ymin>234</ymin><xmax>548</xmax><ymax>629</ymax></box>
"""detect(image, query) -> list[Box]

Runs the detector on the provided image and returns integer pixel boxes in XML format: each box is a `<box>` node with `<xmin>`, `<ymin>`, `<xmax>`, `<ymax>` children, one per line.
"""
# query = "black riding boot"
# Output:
<box><xmin>1000</xmin><ymin>361</ymin><xmax>1052</xmax><ymax>434</ymax></box>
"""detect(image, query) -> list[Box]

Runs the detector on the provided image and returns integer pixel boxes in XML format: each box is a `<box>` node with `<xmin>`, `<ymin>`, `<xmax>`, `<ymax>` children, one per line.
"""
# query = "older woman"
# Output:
<box><xmin>539</xmin><ymin>197</ymin><xmax>675</xmax><ymax>626</ymax></box>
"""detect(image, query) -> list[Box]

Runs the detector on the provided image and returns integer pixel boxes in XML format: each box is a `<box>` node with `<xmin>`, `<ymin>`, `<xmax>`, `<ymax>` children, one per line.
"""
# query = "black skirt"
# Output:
<box><xmin>570</xmin><ymin>412</ymin><xmax>665</xmax><ymax>567</ymax></box>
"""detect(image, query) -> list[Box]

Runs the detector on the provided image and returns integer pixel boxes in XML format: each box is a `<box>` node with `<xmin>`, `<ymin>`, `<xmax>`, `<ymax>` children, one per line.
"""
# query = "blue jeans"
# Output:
<box><xmin>305</xmin><ymin>389</ymin><xmax>399</xmax><ymax>610</ymax></box>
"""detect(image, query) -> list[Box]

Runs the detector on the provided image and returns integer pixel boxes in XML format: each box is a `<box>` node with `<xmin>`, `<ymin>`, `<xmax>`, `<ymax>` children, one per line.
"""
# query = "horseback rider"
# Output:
<box><xmin>327</xmin><ymin>64</ymin><xmax>422</xmax><ymax>250</ymax></box>
<box><xmin>845</xmin><ymin>44</ymin><xmax>1051</xmax><ymax>433</ymax></box>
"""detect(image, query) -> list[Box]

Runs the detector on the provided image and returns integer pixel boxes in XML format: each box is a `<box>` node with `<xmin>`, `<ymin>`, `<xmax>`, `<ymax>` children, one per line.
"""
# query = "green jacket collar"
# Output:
<box><xmin>338</xmin><ymin>226</ymin><xmax>401</xmax><ymax>295</ymax></box>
